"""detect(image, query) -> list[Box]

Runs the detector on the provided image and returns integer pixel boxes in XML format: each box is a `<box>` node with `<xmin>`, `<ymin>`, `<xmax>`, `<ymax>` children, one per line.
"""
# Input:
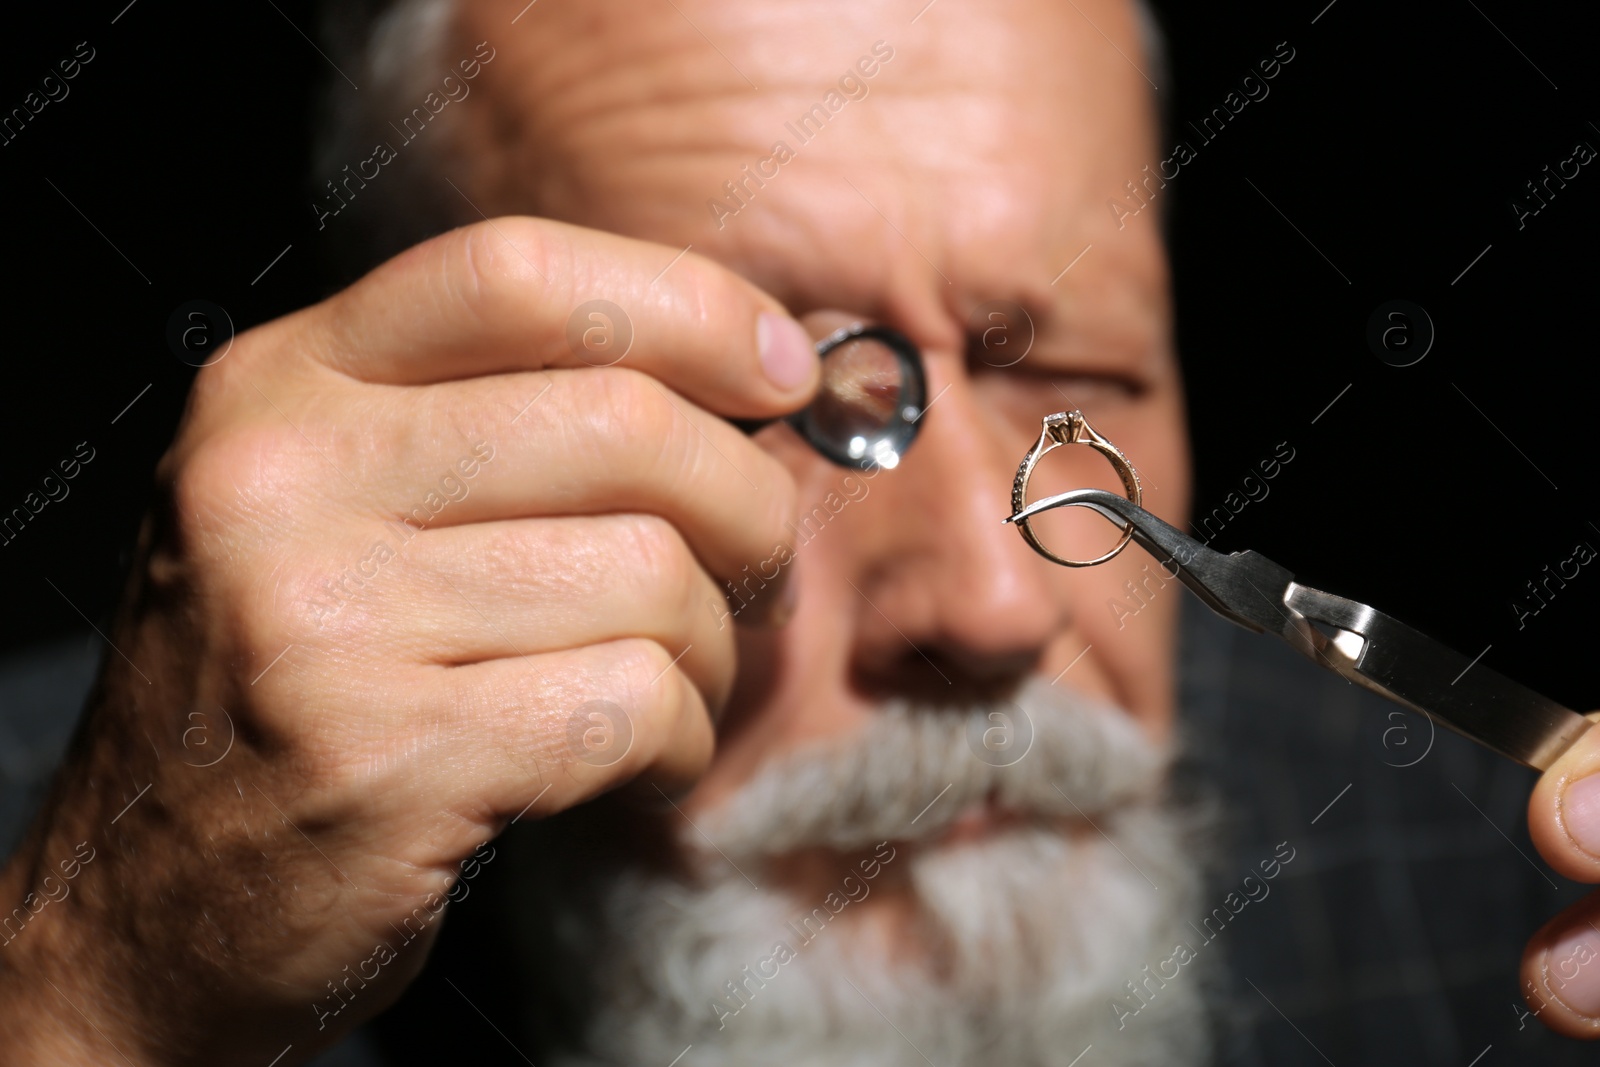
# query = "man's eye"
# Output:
<box><xmin>966</xmin><ymin>327</ymin><xmax>1147</xmax><ymax>390</ymax></box>
<box><xmin>965</xmin><ymin>367</ymin><xmax>1143</xmax><ymax>439</ymax></box>
<box><xmin>1044</xmin><ymin>370</ymin><xmax>1143</xmax><ymax>404</ymax></box>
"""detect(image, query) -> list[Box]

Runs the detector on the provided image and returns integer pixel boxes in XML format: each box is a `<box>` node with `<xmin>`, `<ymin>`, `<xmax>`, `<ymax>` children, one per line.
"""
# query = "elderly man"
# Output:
<box><xmin>3</xmin><ymin>0</ymin><xmax>1599</xmax><ymax>1063</ymax></box>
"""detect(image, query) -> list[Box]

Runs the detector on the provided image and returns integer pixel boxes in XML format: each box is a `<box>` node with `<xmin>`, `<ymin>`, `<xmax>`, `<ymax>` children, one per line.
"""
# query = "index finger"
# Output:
<box><xmin>308</xmin><ymin>216</ymin><xmax>820</xmax><ymax>418</ymax></box>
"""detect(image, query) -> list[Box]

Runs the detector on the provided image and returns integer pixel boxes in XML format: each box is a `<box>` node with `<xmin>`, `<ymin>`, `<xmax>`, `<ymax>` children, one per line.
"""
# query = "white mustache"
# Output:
<box><xmin>702</xmin><ymin>675</ymin><xmax>1169</xmax><ymax>861</ymax></box>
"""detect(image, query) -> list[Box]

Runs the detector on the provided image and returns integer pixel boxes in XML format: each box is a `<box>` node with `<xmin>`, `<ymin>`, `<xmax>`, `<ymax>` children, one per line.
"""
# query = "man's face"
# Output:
<box><xmin>450</xmin><ymin>0</ymin><xmax>1197</xmax><ymax>1057</ymax></box>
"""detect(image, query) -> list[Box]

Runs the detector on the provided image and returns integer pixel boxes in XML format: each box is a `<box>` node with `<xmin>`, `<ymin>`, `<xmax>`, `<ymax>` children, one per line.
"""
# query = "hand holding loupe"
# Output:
<box><xmin>740</xmin><ymin>323</ymin><xmax>927</xmax><ymax>471</ymax></box>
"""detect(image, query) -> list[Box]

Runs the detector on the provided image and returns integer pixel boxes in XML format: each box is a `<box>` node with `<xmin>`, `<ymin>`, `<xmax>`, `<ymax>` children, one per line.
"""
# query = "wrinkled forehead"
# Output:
<box><xmin>457</xmin><ymin>0</ymin><xmax>1163</xmax><ymax>331</ymax></box>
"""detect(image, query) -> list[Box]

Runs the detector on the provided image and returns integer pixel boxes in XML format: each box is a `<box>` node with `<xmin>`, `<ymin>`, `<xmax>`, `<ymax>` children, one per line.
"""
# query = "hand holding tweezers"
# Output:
<box><xmin>1005</xmin><ymin>487</ymin><xmax>1593</xmax><ymax>771</ymax></box>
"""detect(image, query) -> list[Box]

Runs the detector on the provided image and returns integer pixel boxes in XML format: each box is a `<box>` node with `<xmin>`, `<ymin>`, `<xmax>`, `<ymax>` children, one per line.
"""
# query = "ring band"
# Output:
<box><xmin>1010</xmin><ymin>410</ymin><xmax>1142</xmax><ymax>567</ymax></box>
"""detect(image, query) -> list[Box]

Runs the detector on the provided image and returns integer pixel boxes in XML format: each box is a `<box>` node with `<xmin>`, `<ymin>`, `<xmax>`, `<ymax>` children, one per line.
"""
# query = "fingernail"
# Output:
<box><xmin>1543</xmin><ymin>925</ymin><xmax>1600</xmax><ymax>1017</ymax></box>
<box><xmin>1561</xmin><ymin>773</ymin><xmax>1600</xmax><ymax>856</ymax></box>
<box><xmin>757</xmin><ymin>312</ymin><xmax>816</xmax><ymax>392</ymax></box>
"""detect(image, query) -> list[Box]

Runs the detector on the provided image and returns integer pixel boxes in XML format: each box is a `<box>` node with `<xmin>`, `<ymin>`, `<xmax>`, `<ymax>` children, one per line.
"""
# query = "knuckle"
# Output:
<box><xmin>590</xmin><ymin>367</ymin><xmax>686</xmax><ymax>450</ymax></box>
<box><xmin>600</xmin><ymin>370</ymin><xmax>728</xmax><ymax>492</ymax></box>
<box><xmin>162</xmin><ymin>427</ymin><xmax>382</xmax><ymax>656</ymax></box>
<box><xmin>453</xmin><ymin>217</ymin><xmax>564</xmax><ymax>321</ymax></box>
<box><xmin>165</xmin><ymin>425</ymin><xmax>301</xmax><ymax>550</ymax></box>
<box><xmin>609</xmin><ymin>638</ymin><xmax>686</xmax><ymax>725</ymax></box>
<box><xmin>676</xmin><ymin>250</ymin><xmax>752</xmax><ymax>334</ymax></box>
<box><xmin>616</xmin><ymin>514</ymin><xmax>698</xmax><ymax>607</ymax></box>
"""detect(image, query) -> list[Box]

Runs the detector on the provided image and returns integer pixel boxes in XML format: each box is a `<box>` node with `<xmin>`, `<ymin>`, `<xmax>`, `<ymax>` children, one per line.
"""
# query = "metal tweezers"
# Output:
<box><xmin>1006</xmin><ymin>488</ymin><xmax>1593</xmax><ymax>771</ymax></box>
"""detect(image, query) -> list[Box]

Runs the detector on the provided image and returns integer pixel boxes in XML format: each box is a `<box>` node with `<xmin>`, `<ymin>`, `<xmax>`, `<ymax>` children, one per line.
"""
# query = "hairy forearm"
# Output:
<box><xmin>0</xmin><ymin>824</ymin><xmax>161</xmax><ymax>1066</ymax></box>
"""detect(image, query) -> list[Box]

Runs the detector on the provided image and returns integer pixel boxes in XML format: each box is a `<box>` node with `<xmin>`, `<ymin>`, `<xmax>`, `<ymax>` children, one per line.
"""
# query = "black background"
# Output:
<box><xmin>0</xmin><ymin>1</ymin><xmax>329</xmax><ymax>648</ymax></box>
<box><xmin>1</xmin><ymin>1</ymin><xmax>1598</xmax><ymax>1063</ymax></box>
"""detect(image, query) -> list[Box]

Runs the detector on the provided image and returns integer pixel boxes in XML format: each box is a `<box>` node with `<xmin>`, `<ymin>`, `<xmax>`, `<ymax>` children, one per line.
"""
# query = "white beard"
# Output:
<box><xmin>519</xmin><ymin>677</ymin><xmax>1215</xmax><ymax>1067</ymax></box>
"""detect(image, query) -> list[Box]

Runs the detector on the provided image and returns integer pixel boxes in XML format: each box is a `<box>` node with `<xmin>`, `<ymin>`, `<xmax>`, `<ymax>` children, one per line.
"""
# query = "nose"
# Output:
<box><xmin>845</xmin><ymin>358</ymin><xmax>1065</xmax><ymax>692</ymax></box>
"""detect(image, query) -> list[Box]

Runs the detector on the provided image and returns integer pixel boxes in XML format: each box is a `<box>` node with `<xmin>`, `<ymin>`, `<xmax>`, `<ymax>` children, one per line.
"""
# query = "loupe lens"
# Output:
<box><xmin>787</xmin><ymin>324</ymin><xmax>925</xmax><ymax>471</ymax></box>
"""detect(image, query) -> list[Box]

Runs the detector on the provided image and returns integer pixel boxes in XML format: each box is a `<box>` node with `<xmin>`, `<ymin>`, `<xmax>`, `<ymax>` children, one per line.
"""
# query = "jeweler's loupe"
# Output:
<box><xmin>745</xmin><ymin>324</ymin><xmax>926</xmax><ymax>471</ymax></box>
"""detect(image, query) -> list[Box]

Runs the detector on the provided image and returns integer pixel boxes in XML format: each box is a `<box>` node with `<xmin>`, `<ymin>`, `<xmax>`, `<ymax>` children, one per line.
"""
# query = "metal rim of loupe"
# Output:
<box><xmin>786</xmin><ymin>323</ymin><xmax>926</xmax><ymax>472</ymax></box>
